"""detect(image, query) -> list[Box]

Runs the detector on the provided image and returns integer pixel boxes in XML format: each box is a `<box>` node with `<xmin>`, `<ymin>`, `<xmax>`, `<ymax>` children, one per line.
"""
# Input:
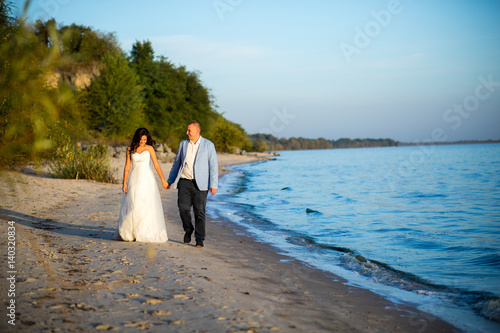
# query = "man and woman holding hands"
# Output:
<box><xmin>115</xmin><ymin>121</ymin><xmax>218</xmax><ymax>248</ymax></box>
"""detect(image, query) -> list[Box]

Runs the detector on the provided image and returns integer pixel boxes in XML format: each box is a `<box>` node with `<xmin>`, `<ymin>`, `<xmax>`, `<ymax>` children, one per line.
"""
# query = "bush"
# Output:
<box><xmin>209</xmin><ymin>116</ymin><xmax>250</xmax><ymax>153</ymax></box>
<box><xmin>49</xmin><ymin>128</ymin><xmax>117</xmax><ymax>183</ymax></box>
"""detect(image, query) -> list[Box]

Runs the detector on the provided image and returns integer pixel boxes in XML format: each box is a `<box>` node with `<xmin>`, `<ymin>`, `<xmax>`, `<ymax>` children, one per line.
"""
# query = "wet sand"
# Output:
<box><xmin>0</xmin><ymin>153</ymin><xmax>460</xmax><ymax>332</ymax></box>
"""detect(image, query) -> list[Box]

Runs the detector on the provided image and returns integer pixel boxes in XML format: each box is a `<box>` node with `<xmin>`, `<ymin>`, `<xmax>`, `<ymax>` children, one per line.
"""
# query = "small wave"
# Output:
<box><xmin>476</xmin><ymin>297</ymin><xmax>500</xmax><ymax>322</ymax></box>
<box><xmin>287</xmin><ymin>235</ymin><xmax>353</xmax><ymax>254</ymax></box>
<box><xmin>467</xmin><ymin>253</ymin><xmax>500</xmax><ymax>267</ymax></box>
<box><xmin>464</xmin><ymin>172</ymin><xmax>485</xmax><ymax>179</ymax></box>
<box><xmin>331</xmin><ymin>194</ymin><xmax>357</xmax><ymax>203</ymax></box>
<box><xmin>259</xmin><ymin>198</ymin><xmax>289</xmax><ymax>206</ymax></box>
<box><xmin>285</xmin><ymin>234</ymin><xmax>450</xmax><ymax>291</ymax></box>
<box><xmin>338</xmin><ymin>253</ymin><xmax>449</xmax><ymax>292</ymax></box>
<box><xmin>285</xmin><ymin>233</ymin><xmax>500</xmax><ymax>324</ymax></box>
<box><xmin>374</xmin><ymin>227</ymin><xmax>413</xmax><ymax>233</ymax></box>
<box><xmin>395</xmin><ymin>191</ymin><xmax>448</xmax><ymax>199</ymax></box>
<box><xmin>228</xmin><ymin>186</ymin><xmax>247</xmax><ymax>194</ymax></box>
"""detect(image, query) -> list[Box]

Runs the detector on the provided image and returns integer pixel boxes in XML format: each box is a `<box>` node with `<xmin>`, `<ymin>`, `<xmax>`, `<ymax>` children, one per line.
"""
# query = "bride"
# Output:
<box><xmin>115</xmin><ymin>128</ymin><xmax>169</xmax><ymax>242</ymax></box>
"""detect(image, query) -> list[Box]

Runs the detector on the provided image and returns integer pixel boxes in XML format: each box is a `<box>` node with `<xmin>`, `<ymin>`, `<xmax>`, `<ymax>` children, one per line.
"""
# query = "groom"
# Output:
<box><xmin>166</xmin><ymin>121</ymin><xmax>218</xmax><ymax>248</ymax></box>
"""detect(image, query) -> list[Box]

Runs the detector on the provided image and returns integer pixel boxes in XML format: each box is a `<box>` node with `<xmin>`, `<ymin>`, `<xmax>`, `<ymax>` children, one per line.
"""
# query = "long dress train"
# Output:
<box><xmin>115</xmin><ymin>150</ymin><xmax>168</xmax><ymax>242</ymax></box>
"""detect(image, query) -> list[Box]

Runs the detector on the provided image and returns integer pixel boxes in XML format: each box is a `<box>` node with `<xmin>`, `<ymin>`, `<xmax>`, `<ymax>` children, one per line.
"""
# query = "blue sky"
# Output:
<box><xmin>19</xmin><ymin>0</ymin><xmax>500</xmax><ymax>142</ymax></box>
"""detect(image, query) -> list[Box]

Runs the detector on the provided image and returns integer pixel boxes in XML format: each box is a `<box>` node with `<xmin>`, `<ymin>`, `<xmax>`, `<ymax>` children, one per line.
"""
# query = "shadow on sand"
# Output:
<box><xmin>0</xmin><ymin>208</ymin><xmax>116</xmax><ymax>241</ymax></box>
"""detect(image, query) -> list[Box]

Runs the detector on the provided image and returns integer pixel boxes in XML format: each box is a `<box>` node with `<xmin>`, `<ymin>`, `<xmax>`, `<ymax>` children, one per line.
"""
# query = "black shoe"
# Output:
<box><xmin>183</xmin><ymin>232</ymin><xmax>192</xmax><ymax>244</ymax></box>
<box><xmin>195</xmin><ymin>240</ymin><xmax>204</xmax><ymax>248</ymax></box>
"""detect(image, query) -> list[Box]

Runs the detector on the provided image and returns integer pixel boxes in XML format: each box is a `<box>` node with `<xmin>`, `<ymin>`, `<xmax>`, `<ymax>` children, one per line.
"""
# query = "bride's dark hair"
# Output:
<box><xmin>129</xmin><ymin>128</ymin><xmax>156</xmax><ymax>152</ymax></box>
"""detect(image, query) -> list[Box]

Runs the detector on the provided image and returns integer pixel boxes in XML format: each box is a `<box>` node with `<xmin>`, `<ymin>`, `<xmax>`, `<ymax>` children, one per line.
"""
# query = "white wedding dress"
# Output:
<box><xmin>115</xmin><ymin>151</ymin><xmax>168</xmax><ymax>243</ymax></box>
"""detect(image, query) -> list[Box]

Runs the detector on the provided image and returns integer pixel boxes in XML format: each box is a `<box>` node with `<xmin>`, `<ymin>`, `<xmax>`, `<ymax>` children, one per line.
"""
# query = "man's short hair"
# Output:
<box><xmin>187</xmin><ymin>120</ymin><xmax>201</xmax><ymax>131</ymax></box>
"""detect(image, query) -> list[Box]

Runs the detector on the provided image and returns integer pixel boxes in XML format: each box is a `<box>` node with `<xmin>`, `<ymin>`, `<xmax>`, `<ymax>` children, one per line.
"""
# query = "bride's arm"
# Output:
<box><xmin>149</xmin><ymin>146</ymin><xmax>168</xmax><ymax>189</ymax></box>
<box><xmin>122</xmin><ymin>148</ymin><xmax>131</xmax><ymax>194</ymax></box>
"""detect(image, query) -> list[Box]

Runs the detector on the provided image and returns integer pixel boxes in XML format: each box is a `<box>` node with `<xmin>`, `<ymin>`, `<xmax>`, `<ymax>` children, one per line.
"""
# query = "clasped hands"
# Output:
<box><xmin>163</xmin><ymin>182</ymin><xmax>217</xmax><ymax>195</ymax></box>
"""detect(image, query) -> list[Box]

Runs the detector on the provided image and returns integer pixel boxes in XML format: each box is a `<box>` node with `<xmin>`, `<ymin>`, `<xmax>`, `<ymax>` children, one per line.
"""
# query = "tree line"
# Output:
<box><xmin>249</xmin><ymin>134</ymin><xmax>398</xmax><ymax>151</ymax></box>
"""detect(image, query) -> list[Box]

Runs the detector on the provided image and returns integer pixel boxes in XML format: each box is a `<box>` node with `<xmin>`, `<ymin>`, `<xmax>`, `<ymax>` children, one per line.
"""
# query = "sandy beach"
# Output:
<box><xmin>0</xmin><ymin>153</ymin><xmax>460</xmax><ymax>332</ymax></box>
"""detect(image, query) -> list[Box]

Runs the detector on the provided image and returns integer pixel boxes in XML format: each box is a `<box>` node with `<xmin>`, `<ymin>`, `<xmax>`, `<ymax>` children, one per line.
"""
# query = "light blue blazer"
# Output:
<box><xmin>167</xmin><ymin>136</ymin><xmax>218</xmax><ymax>191</ymax></box>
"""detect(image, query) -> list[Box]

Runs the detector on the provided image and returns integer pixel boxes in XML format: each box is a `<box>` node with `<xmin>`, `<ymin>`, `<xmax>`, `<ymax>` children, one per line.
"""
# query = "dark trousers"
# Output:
<box><xmin>177</xmin><ymin>178</ymin><xmax>208</xmax><ymax>242</ymax></box>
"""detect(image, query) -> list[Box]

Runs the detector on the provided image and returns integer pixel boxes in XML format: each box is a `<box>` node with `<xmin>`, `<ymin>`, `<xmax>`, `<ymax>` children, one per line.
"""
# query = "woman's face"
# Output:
<box><xmin>139</xmin><ymin>135</ymin><xmax>147</xmax><ymax>147</ymax></box>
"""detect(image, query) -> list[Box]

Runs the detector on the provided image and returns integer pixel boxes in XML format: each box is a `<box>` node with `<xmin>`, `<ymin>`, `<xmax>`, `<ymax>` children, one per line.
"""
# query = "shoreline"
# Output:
<box><xmin>0</xmin><ymin>153</ymin><xmax>459</xmax><ymax>332</ymax></box>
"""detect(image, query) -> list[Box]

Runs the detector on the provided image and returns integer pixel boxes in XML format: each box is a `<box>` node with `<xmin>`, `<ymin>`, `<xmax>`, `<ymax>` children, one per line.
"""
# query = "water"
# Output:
<box><xmin>208</xmin><ymin>144</ymin><xmax>500</xmax><ymax>332</ymax></box>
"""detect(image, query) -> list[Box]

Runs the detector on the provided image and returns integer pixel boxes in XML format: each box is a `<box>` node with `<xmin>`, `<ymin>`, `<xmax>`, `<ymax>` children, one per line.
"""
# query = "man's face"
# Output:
<box><xmin>186</xmin><ymin>124</ymin><xmax>200</xmax><ymax>142</ymax></box>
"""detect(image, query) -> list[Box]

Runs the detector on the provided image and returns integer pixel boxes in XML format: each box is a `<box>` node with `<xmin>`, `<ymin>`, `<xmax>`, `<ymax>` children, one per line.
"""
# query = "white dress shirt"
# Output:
<box><xmin>180</xmin><ymin>138</ymin><xmax>200</xmax><ymax>180</ymax></box>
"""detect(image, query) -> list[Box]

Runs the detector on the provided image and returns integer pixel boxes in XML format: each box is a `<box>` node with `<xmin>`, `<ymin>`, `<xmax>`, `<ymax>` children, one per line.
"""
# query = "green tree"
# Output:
<box><xmin>33</xmin><ymin>18</ymin><xmax>57</xmax><ymax>48</ymax></box>
<box><xmin>253</xmin><ymin>139</ymin><xmax>268</xmax><ymax>152</ymax></box>
<box><xmin>56</xmin><ymin>81</ymin><xmax>88</xmax><ymax>140</ymax></box>
<box><xmin>0</xmin><ymin>1</ymin><xmax>16</xmax><ymax>38</ymax></box>
<box><xmin>129</xmin><ymin>40</ymin><xmax>174</xmax><ymax>140</ymax></box>
<box><xmin>185</xmin><ymin>70</ymin><xmax>218</xmax><ymax>130</ymax></box>
<box><xmin>128</xmin><ymin>40</ymin><xmax>220</xmax><ymax>146</ymax></box>
<box><xmin>210</xmin><ymin>116</ymin><xmax>249</xmax><ymax>153</ymax></box>
<box><xmin>84</xmin><ymin>51</ymin><xmax>144</xmax><ymax>138</ymax></box>
<box><xmin>130</xmin><ymin>39</ymin><xmax>155</xmax><ymax>67</ymax></box>
<box><xmin>59</xmin><ymin>23</ymin><xmax>120</xmax><ymax>63</ymax></box>
<box><xmin>146</xmin><ymin>57</ymin><xmax>187</xmax><ymax>144</ymax></box>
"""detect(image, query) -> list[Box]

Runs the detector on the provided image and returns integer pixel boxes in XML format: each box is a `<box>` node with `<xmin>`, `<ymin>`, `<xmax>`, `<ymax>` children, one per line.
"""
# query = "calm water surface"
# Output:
<box><xmin>209</xmin><ymin>144</ymin><xmax>500</xmax><ymax>332</ymax></box>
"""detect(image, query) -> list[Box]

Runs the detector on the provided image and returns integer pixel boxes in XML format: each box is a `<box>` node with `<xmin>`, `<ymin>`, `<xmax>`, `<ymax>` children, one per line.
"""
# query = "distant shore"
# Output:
<box><xmin>250</xmin><ymin>132</ymin><xmax>499</xmax><ymax>152</ymax></box>
<box><xmin>0</xmin><ymin>152</ymin><xmax>459</xmax><ymax>332</ymax></box>
<box><xmin>398</xmin><ymin>139</ymin><xmax>500</xmax><ymax>146</ymax></box>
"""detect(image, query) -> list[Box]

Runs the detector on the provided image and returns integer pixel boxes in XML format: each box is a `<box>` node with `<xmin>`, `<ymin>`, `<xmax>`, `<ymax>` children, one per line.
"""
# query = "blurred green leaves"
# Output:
<box><xmin>0</xmin><ymin>1</ymin><xmax>61</xmax><ymax>168</ymax></box>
